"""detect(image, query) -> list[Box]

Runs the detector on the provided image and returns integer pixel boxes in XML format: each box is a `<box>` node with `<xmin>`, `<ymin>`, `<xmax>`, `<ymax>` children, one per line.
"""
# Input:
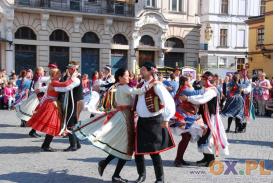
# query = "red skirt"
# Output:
<box><xmin>27</xmin><ymin>99</ymin><xmax>62</xmax><ymax>136</ymax></box>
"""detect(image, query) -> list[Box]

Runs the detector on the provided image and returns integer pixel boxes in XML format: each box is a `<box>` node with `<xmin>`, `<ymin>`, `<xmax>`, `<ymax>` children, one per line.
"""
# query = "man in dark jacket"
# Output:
<box><xmin>59</xmin><ymin>61</ymin><xmax>84</xmax><ymax>151</ymax></box>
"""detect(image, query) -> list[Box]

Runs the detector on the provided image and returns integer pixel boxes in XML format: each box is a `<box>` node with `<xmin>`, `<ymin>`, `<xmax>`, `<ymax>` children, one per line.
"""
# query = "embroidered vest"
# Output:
<box><xmin>134</xmin><ymin>80</ymin><xmax>164</xmax><ymax>113</ymax></box>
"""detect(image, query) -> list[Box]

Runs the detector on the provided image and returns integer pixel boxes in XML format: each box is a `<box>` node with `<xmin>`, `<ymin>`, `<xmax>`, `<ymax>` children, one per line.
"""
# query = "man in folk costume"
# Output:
<box><xmin>58</xmin><ymin>61</ymin><xmax>84</xmax><ymax>151</ymax></box>
<box><xmin>182</xmin><ymin>71</ymin><xmax>229</xmax><ymax>167</ymax></box>
<box><xmin>134</xmin><ymin>62</ymin><xmax>175</xmax><ymax>183</ymax></box>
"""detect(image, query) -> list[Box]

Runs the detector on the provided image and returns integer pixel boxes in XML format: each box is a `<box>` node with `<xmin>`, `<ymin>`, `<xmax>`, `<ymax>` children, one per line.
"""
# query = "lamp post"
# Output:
<box><xmin>234</xmin><ymin>56</ymin><xmax>238</xmax><ymax>71</ymax></box>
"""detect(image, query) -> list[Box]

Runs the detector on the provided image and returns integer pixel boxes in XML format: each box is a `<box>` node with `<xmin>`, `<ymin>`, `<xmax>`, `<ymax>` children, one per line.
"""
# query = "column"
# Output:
<box><xmin>5</xmin><ymin>28</ymin><xmax>13</xmax><ymax>74</ymax></box>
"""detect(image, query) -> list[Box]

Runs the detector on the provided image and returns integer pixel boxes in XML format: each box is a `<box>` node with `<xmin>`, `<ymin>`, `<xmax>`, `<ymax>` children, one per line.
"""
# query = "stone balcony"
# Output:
<box><xmin>14</xmin><ymin>0</ymin><xmax>135</xmax><ymax>17</ymax></box>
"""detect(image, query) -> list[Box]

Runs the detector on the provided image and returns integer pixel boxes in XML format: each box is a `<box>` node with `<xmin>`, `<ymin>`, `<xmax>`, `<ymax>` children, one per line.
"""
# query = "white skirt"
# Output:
<box><xmin>15</xmin><ymin>93</ymin><xmax>39</xmax><ymax>121</ymax></box>
<box><xmin>84</xmin><ymin>91</ymin><xmax>101</xmax><ymax>113</ymax></box>
<box><xmin>75</xmin><ymin>111</ymin><xmax>132</xmax><ymax>160</ymax></box>
<box><xmin>198</xmin><ymin>114</ymin><xmax>229</xmax><ymax>156</ymax></box>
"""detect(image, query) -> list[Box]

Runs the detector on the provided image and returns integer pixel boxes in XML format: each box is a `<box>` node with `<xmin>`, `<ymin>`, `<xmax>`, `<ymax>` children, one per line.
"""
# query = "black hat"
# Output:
<box><xmin>202</xmin><ymin>71</ymin><xmax>214</xmax><ymax>80</ymax></box>
<box><xmin>66</xmin><ymin>61</ymin><xmax>80</xmax><ymax>69</ymax></box>
<box><xmin>104</xmin><ymin>65</ymin><xmax>112</xmax><ymax>72</ymax></box>
<box><xmin>141</xmin><ymin>62</ymin><xmax>156</xmax><ymax>71</ymax></box>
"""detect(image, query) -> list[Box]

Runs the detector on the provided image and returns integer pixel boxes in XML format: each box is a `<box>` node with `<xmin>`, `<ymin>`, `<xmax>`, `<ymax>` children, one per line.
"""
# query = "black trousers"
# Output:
<box><xmin>67</xmin><ymin>120</ymin><xmax>80</xmax><ymax>148</ymax></box>
<box><xmin>42</xmin><ymin>134</ymin><xmax>53</xmax><ymax>148</ymax></box>
<box><xmin>135</xmin><ymin>154</ymin><xmax>164</xmax><ymax>181</ymax></box>
<box><xmin>103</xmin><ymin>155</ymin><xmax>126</xmax><ymax>177</ymax></box>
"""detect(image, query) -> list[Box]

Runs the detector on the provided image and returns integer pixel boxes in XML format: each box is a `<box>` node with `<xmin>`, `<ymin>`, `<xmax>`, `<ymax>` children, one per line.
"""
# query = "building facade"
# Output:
<box><xmin>12</xmin><ymin>0</ymin><xmax>137</xmax><ymax>75</ymax></box>
<box><xmin>0</xmin><ymin>0</ymin><xmax>14</xmax><ymax>73</ymax></box>
<box><xmin>199</xmin><ymin>0</ymin><xmax>261</xmax><ymax>75</ymax></box>
<box><xmin>0</xmin><ymin>0</ymin><xmax>201</xmax><ymax>75</ymax></box>
<box><xmin>133</xmin><ymin>0</ymin><xmax>201</xmax><ymax>72</ymax></box>
<box><xmin>246</xmin><ymin>0</ymin><xmax>273</xmax><ymax>78</ymax></box>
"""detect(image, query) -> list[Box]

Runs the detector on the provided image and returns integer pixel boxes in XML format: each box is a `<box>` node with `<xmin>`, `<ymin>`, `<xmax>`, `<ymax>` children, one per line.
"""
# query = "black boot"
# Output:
<box><xmin>196</xmin><ymin>154</ymin><xmax>207</xmax><ymax>164</ymax></box>
<box><xmin>98</xmin><ymin>155</ymin><xmax>115</xmax><ymax>176</ymax></box>
<box><xmin>112</xmin><ymin>176</ymin><xmax>128</xmax><ymax>183</ymax></box>
<box><xmin>151</xmin><ymin>154</ymin><xmax>164</xmax><ymax>183</ymax></box>
<box><xmin>98</xmin><ymin>160</ymin><xmax>107</xmax><ymax>177</ymax></box>
<box><xmin>20</xmin><ymin>120</ymin><xmax>26</xmax><ymax>127</ymax></box>
<box><xmin>241</xmin><ymin>123</ymin><xmax>247</xmax><ymax>133</ymax></box>
<box><xmin>226</xmin><ymin>117</ymin><xmax>233</xmax><ymax>133</ymax></box>
<box><xmin>76</xmin><ymin>138</ymin><xmax>81</xmax><ymax>149</ymax></box>
<box><xmin>235</xmin><ymin>118</ymin><xmax>241</xmax><ymax>133</ymax></box>
<box><xmin>205</xmin><ymin>154</ymin><xmax>215</xmax><ymax>167</ymax></box>
<box><xmin>29</xmin><ymin>129</ymin><xmax>41</xmax><ymax>138</ymax></box>
<box><xmin>112</xmin><ymin>159</ymin><xmax>127</xmax><ymax>183</ymax></box>
<box><xmin>64</xmin><ymin>133</ymin><xmax>78</xmax><ymax>151</ymax></box>
<box><xmin>134</xmin><ymin>155</ymin><xmax>146</xmax><ymax>183</ymax></box>
<box><xmin>41</xmin><ymin>135</ymin><xmax>55</xmax><ymax>152</ymax></box>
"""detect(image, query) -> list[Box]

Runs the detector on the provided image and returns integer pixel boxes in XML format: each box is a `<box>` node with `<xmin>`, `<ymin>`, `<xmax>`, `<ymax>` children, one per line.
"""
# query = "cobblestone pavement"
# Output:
<box><xmin>0</xmin><ymin>110</ymin><xmax>272</xmax><ymax>183</ymax></box>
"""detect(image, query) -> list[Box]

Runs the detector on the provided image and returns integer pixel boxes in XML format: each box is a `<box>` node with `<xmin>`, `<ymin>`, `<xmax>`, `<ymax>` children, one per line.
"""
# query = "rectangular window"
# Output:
<box><xmin>221</xmin><ymin>0</ymin><xmax>228</xmax><ymax>14</ymax></box>
<box><xmin>170</xmin><ymin>0</ymin><xmax>183</xmax><ymax>12</ymax></box>
<box><xmin>237</xmin><ymin>58</ymin><xmax>245</xmax><ymax>70</ymax></box>
<box><xmin>238</xmin><ymin>0</ymin><xmax>246</xmax><ymax>15</ymax></box>
<box><xmin>147</xmin><ymin>0</ymin><xmax>156</xmax><ymax>8</ymax></box>
<box><xmin>257</xmin><ymin>28</ymin><xmax>264</xmax><ymax>45</ymax></box>
<box><xmin>219</xmin><ymin>58</ymin><xmax>226</xmax><ymax>68</ymax></box>
<box><xmin>237</xmin><ymin>30</ymin><xmax>245</xmax><ymax>47</ymax></box>
<box><xmin>220</xmin><ymin>29</ymin><xmax>228</xmax><ymax>47</ymax></box>
<box><xmin>260</xmin><ymin>0</ymin><xmax>266</xmax><ymax>15</ymax></box>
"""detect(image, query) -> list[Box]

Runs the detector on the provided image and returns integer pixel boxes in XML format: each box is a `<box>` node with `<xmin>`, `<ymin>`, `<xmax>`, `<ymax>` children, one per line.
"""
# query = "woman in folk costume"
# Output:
<box><xmin>134</xmin><ymin>62</ymin><xmax>175</xmax><ymax>183</ymax></box>
<box><xmin>74</xmin><ymin>68</ymin><xmax>157</xmax><ymax>183</ymax></box>
<box><xmin>27</xmin><ymin>68</ymin><xmax>81</xmax><ymax>152</ymax></box>
<box><xmin>239</xmin><ymin>68</ymin><xmax>255</xmax><ymax>132</ymax></box>
<box><xmin>15</xmin><ymin>66</ymin><xmax>52</xmax><ymax>138</ymax></box>
<box><xmin>15</xmin><ymin>70</ymin><xmax>32</xmax><ymax>127</ymax></box>
<box><xmin>181</xmin><ymin>71</ymin><xmax>229</xmax><ymax>167</ymax></box>
<box><xmin>81</xmin><ymin>73</ymin><xmax>101</xmax><ymax>113</ymax></box>
<box><xmin>222</xmin><ymin>73</ymin><xmax>246</xmax><ymax>133</ymax></box>
<box><xmin>82</xmin><ymin>74</ymin><xmax>92</xmax><ymax>104</ymax></box>
<box><xmin>171</xmin><ymin>76</ymin><xmax>208</xmax><ymax>167</ymax></box>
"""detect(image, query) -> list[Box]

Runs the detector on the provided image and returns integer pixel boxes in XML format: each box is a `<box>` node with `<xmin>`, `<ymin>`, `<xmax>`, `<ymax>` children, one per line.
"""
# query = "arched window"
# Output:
<box><xmin>50</xmin><ymin>29</ymin><xmax>69</xmax><ymax>42</ymax></box>
<box><xmin>82</xmin><ymin>32</ymin><xmax>100</xmax><ymax>43</ymax></box>
<box><xmin>165</xmin><ymin>37</ymin><xmax>184</xmax><ymax>48</ymax></box>
<box><xmin>15</xmin><ymin>27</ymin><xmax>36</xmax><ymax>40</ymax></box>
<box><xmin>140</xmin><ymin>35</ymin><xmax>155</xmax><ymax>46</ymax></box>
<box><xmin>112</xmin><ymin>34</ymin><xmax>128</xmax><ymax>45</ymax></box>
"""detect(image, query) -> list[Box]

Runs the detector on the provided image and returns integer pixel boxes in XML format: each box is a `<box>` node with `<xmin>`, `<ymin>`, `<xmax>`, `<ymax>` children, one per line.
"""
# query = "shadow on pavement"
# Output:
<box><xmin>228</xmin><ymin>139</ymin><xmax>273</xmax><ymax>148</ymax></box>
<box><xmin>0</xmin><ymin>146</ymin><xmax>41</xmax><ymax>154</ymax></box>
<box><xmin>223</xmin><ymin>158</ymin><xmax>273</xmax><ymax>171</ymax></box>
<box><xmin>0</xmin><ymin>169</ymin><xmax>107</xmax><ymax>183</ymax></box>
<box><xmin>0</xmin><ymin>124</ymin><xmax>18</xmax><ymax>128</ymax></box>
<box><xmin>0</xmin><ymin>133</ymin><xmax>29</xmax><ymax>139</ymax></box>
<box><xmin>67</xmin><ymin>157</ymin><xmax>199</xmax><ymax>168</ymax></box>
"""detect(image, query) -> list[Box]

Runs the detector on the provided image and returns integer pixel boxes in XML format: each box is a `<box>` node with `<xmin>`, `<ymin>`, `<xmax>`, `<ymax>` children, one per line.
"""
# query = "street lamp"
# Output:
<box><xmin>234</xmin><ymin>56</ymin><xmax>238</xmax><ymax>70</ymax></box>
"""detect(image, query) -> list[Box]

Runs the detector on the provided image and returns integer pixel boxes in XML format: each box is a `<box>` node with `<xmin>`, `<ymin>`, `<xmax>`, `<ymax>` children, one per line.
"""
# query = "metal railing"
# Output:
<box><xmin>15</xmin><ymin>0</ymin><xmax>135</xmax><ymax>17</ymax></box>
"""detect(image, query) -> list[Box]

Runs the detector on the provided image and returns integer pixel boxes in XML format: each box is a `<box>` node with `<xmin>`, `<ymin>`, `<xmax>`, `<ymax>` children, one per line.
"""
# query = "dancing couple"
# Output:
<box><xmin>74</xmin><ymin>62</ymin><xmax>175</xmax><ymax>183</ymax></box>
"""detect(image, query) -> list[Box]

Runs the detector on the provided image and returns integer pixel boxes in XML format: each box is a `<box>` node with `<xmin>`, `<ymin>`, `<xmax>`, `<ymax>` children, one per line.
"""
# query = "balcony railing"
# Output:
<box><xmin>15</xmin><ymin>0</ymin><xmax>135</xmax><ymax>17</ymax></box>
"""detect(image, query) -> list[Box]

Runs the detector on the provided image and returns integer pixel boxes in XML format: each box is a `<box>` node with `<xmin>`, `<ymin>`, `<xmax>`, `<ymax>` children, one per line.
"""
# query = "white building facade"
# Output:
<box><xmin>0</xmin><ymin>0</ymin><xmax>201</xmax><ymax>75</ymax></box>
<box><xmin>199</xmin><ymin>0</ymin><xmax>261</xmax><ymax>73</ymax></box>
<box><xmin>133</xmin><ymin>0</ymin><xmax>201</xmax><ymax>71</ymax></box>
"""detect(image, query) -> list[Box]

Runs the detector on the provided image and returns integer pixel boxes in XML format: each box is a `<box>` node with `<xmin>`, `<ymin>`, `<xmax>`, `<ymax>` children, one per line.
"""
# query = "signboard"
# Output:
<box><xmin>181</xmin><ymin>67</ymin><xmax>196</xmax><ymax>81</ymax></box>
